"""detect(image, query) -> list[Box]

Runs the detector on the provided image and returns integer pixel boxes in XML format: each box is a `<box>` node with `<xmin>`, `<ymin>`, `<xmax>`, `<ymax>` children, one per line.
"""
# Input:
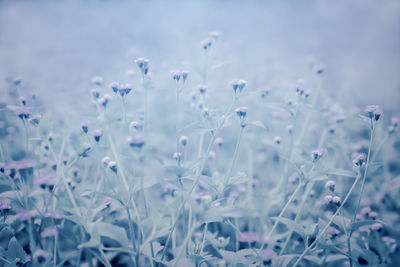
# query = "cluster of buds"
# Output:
<box><xmin>324</xmin><ymin>194</ymin><xmax>341</xmax><ymax>207</ymax></box>
<box><xmin>135</xmin><ymin>57</ymin><xmax>150</xmax><ymax>77</ymax></box>
<box><xmin>109</xmin><ymin>82</ymin><xmax>133</xmax><ymax>96</ymax></box>
<box><xmin>170</xmin><ymin>70</ymin><xmax>189</xmax><ymax>84</ymax></box>
<box><xmin>259</xmin><ymin>87</ymin><xmax>270</xmax><ymax>99</ymax></box>
<box><xmin>201</xmin><ymin>31</ymin><xmax>221</xmax><ymax>50</ymax></box>
<box><xmin>235</xmin><ymin>106</ymin><xmax>248</xmax><ymax>127</ymax></box>
<box><xmin>15</xmin><ymin>106</ymin><xmax>33</xmax><ymax>120</ymax></box>
<box><xmin>230</xmin><ymin>78</ymin><xmax>247</xmax><ymax>94</ymax></box>
<box><xmin>295</xmin><ymin>84</ymin><xmax>312</xmax><ymax>99</ymax></box>
<box><xmin>364</xmin><ymin>105</ymin><xmax>383</xmax><ymax>122</ymax></box>
<box><xmin>102</xmin><ymin>157</ymin><xmax>117</xmax><ymax>173</ymax></box>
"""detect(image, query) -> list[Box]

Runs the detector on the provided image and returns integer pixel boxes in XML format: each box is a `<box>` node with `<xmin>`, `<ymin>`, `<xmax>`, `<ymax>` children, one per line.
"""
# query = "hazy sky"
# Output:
<box><xmin>1</xmin><ymin>0</ymin><xmax>399</xmax><ymax>113</ymax></box>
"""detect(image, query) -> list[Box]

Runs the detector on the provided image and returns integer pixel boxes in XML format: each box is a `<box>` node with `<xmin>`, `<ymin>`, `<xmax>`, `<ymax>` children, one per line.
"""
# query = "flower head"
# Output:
<box><xmin>230</xmin><ymin>79</ymin><xmax>247</xmax><ymax>93</ymax></box>
<box><xmin>92</xmin><ymin>128</ymin><xmax>104</xmax><ymax>143</ymax></box>
<box><xmin>135</xmin><ymin>57</ymin><xmax>150</xmax><ymax>76</ymax></box>
<box><xmin>126</xmin><ymin>135</ymin><xmax>145</xmax><ymax>149</ymax></box>
<box><xmin>364</xmin><ymin>105</ymin><xmax>383</xmax><ymax>121</ymax></box>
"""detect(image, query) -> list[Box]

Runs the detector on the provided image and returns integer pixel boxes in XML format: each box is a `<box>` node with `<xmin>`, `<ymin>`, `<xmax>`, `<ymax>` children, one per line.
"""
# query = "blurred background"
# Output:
<box><xmin>0</xmin><ymin>0</ymin><xmax>399</xmax><ymax>114</ymax></box>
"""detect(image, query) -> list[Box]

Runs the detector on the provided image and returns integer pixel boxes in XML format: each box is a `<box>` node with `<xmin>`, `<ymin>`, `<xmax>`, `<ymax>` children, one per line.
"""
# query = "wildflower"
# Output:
<box><xmin>33</xmin><ymin>249</ymin><xmax>51</xmax><ymax>263</ymax></box>
<box><xmin>91</xmin><ymin>76</ymin><xmax>103</xmax><ymax>86</ymax></box>
<box><xmin>208</xmin><ymin>151</ymin><xmax>216</xmax><ymax>160</ymax></box>
<box><xmin>29</xmin><ymin>113</ymin><xmax>41</xmax><ymax>126</ymax></box>
<box><xmin>91</xmin><ymin>87</ymin><xmax>101</xmax><ymax>99</ymax></box>
<box><xmin>99</xmin><ymin>94</ymin><xmax>110</xmax><ymax>108</ymax></box>
<box><xmin>287</xmin><ymin>125</ymin><xmax>294</xmax><ymax>134</ymax></box>
<box><xmin>215</xmin><ymin>137</ymin><xmax>224</xmax><ymax>147</ymax></box>
<box><xmin>0</xmin><ymin>200</ymin><xmax>11</xmax><ymax>211</ymax></box>
<box><xmin>360</xmin><ymin>206</ymin><xmax>371</xmax><ymax>216</ymax></box>
<box><xmin>364</xmin><ymin>105</ymin><xmax>383</xmax><ymax>121</ymax></box>
<box><xmin>311</xmin><ymin>147</ymin><xmax>326</xmax><ymax>161</ymax></box>
<box><xmin>289</xmin><ymin>172</ymin><xmax>299</xmax><ymax>184</ymax></box>
<box><xmin>17</xmin><ymin>210</ymin><xmax>33</xmax><ymax>221</ymax></box>
<box><xmin>202</xmin><ymin>107</ymin><xmax>210</xmax><ymax>119</ymax></box>
<box><xmin>102</xmin><ymin>157</ymin><xmax>111</xmax><ymax>166</ymax></box>
<box><xmin>110</xmin><ymin>81</ymin><xmax>119</xmax><ymax>93</ymax></box>
<box><xmin>334</xmin><ymin>115</ymin><xmax>345</xmax><ymax>123</ymax></box>
<box><xmin>324</xmin><ymin>195</ymin><xmax>333</xmax><ymax>204</ymax></box>
<box><xmin>181</xmin><ymin>70</ymin><xmax>189</xmax><ymax>83</ymax></box>
<box><xmin>170</xmin><ymin>70</ymin><xmax>182</xmax><ymax>81</ymax></box>
<box><xmin>327</xmin><ymin>226</ymin><xmax>340</xmax><ymax>238</ymax></box>
<box><xmin>80</xmin><ymin>143</ymin><xmax>92</xmax><ymax>157</ymax></box>
<box><xmin>173</xmin><ymin>152</ymin><xmax>183</xmax><ymax>162</ymax></box>
<box><xmin>80</xmin><ymin>120</ymin><xmax>89</xmax><ymax>134</ymax></box>
<box><xmin>332</xmin><ymin>196</ymin><xmax>341</xmax><ymax>206</ymax></box>
<box><xmin>13</xmin><ymin>77</ymin><xmax>22</xmax><ymax>85</ymax></box>
<box><xmin>201</xmin><ymin>38</ymin><xmax>212</xmax><ymax>50</ymax></box>
<box><xmin>359</xmin><ymin>225</ymin><xmax>371</xmax><ymax>234</ymax></box>
<box><xmin>304</xmin><ymin>89</ymin><xmax>312</xmax><ymax>98</ymax></box>
<box><xmin>383</xmin><ymin>236</ymin><xmax>397</xmax><ymax>252</ymax></box>
<box><xmin>135</xmin><ymin>57</ymin><xmax>149</xmax><ymax>76</ymax></box>
<box><xmin>371</xmin><ymin>222</ymin><xmax>383</xmax><ymax>231</ymax></box>
<box><xmin>35</xmin><ymin>172</ymin><xmax>56</xmax><ymax>190</ymax></box>
<box><xmin>230</xmin><ymin>79</ymin><xmax>247</xmax><ymax>93</ymax></box>
<box><xmin>352</xmin><ymin>152</ymin><xmax>366</xmax><ymax>167</ymax></box>
<box><xmin>313</xmin><ymin>64</ymin><xmax>325</xmax><ymax>75</ymax></box>
<box><xmin>44</xmin><ymin>210</ymin><xmax>64</xmax><ymax>219</ymax></box>
<box><xmin>368</xmin><ymin>211</ymin><xmax>378</xmax><ymax>220</ymax></box>
<box><xmin>238</xmin><ymin>232</ymin><xmax>261</xmax><ymax>243</ymax></box>
<box><xmin>274</xmin><ymin>136</ymin><xmax>281</xmax><ymax>144</ymax></box>
<box><xmin>92</xmin><ymin>128</ymin><xmax>103</xmax><ymax>143</ymax></box>
<box><xmin>179</xmin><ymin>136</ymin><xmax>188</xmax><ymax>146</ymax></box>
<box><xmin>126</xmin><ymin>135</ymin><xmax>145</xmax><ymax>149</ymax></box>
<box><xmin>197</xmin><ymin>84</ymin><xmax>208</xmax><ymax>94</ymax></box>
<box><xmin>235</xmin><ymin>107</ymin><xmax>248</xmax><ymax>119</ymax></box>
<box><xmin>118</xmin><ymin>83</ymin><xmax>133</xmax><ymax>96</ymax></box>
<box><xmin>260</xmin><ymin>249</ymin><xmax>277</xmax><ymax>263</ymax></box>
<box><xmin>20</xmin><ymin>97</ymin><xmax>27</xmax><ymax>106</ymax></box>
<box><xmin>259</xmin><ymin>87</ymin><xmax>270</xmax><ymax>99</ymax></box>
<box><xmin>41</xmin><ymin>226</ymin><xmax>58</xmax><ymax>238</ymax></box>
<box><xmin>108</xmin><ymin>161</ymin><xmax>117</xmax><ymax>173</ymax></box>
<box><xmin>325</xmin><ymin>180</ymin><xmax>336</xmax><ymax>192</ymax></box>
<box><xmin>15</xmin><ymin>106</ymin><xmax>33</xmax><ymax>119</ymax></box>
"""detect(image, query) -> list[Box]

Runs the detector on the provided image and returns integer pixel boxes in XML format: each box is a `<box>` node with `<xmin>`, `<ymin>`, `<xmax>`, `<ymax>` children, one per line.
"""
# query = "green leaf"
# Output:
<box><xmin>92</xmin><ymin>222</ymin><xmax>130</xmax><ymax>246</ymax></box>
<box><xmin>6</xmin><ymin>237</ymin><xmax>27</xmax><ymax>263</ymax></box>
<box><xmin>270</xmin><ymin>217</ymin><xmax>305</xmax><ymax>237</ymax></box>
<box><xmin>325</xmin><ymin>168</ymin><xmax>356</xmax><ymax>177</ymax></box>
<box><xmin>219</xmin><ymin>250</ymin><xmax>248</xmax><ymax>265</ymax></box>
<box><xmin>164</xmin><ymin>165</ymin><xmax>188</xmax><ymax>178</ymax></box>
<box><xmin>247</xmin><ymin>121</ymin><xmax>267</xmax><ymax>130</ymax></box>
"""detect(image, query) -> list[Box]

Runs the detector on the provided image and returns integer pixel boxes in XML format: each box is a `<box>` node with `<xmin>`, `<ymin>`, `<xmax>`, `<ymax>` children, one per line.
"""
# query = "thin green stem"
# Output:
<box><xmin>293</xmin><ymin>173</ymin><xmax>361</xmax><ymax>267</ymax></box>
<box><xmin>258</xmin><ymin>181</ymin><xmax>304</xmax><ymax>253</ymax></box>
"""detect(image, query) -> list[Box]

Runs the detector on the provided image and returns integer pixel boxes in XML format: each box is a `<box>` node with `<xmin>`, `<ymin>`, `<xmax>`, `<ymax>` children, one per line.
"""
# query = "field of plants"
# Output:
<box><xmin>0</xmin><ymin>1</ymin><xmax>399</xmax><ymax>266</ymax></box>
